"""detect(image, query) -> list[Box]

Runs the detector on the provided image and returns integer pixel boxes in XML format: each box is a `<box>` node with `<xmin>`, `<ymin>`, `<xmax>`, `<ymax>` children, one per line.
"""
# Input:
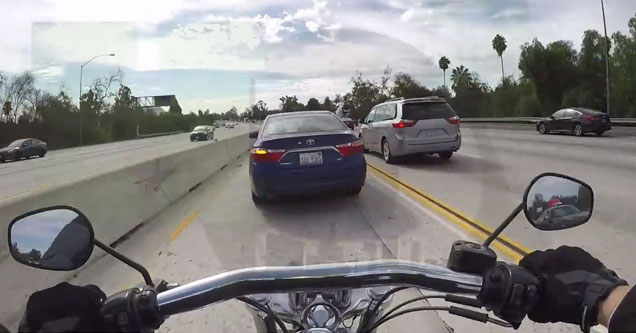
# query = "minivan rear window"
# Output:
<box><xmin>263</xmin><ymin>114</ymin><xmax>346</xmax><ymax>135</ymax></box>
<box><xmin>402</xmin><ymin>102</ymin><xmax>456</xmax><ymax>120</ymax></box>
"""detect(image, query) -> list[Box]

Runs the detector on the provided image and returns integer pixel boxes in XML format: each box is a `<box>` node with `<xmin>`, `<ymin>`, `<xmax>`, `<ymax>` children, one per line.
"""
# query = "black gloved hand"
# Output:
<box><xmin>519</xmin><ymin>246</ymin><xmax>627</xmax><ymax>332</ymax></box>
<box><xmin>19</xmin><ymin>282</ymin><xmax>106</xmax><ymax>332</ymax></box>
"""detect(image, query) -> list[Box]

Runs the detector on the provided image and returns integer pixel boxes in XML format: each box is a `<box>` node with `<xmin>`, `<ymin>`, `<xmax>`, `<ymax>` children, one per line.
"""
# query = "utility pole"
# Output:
<box><xmin>601</xmin><ymin>0</ymin><xmax>610</xmax><ymax>115</ymax></box>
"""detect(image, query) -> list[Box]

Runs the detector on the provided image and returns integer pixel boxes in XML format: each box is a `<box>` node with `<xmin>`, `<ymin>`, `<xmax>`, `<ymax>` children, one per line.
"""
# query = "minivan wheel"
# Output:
<box><xmin>538</xmin><ymin>123</ymin><xmax>547</xmax><ymax>134</ymax></box>
<box><xmin>438</xmin><ymin>151</ymin><xmax>453</xmax><ymax>160</ymax></box>
<box><xmin>573</xmin><ymin>124</ymin><xmax>584</xmax><ymax>136</ymax></box>
<box><xmin>382</xmin><ymin>139</ymin><xmax>395</xmax><ymax>164</ymax></box>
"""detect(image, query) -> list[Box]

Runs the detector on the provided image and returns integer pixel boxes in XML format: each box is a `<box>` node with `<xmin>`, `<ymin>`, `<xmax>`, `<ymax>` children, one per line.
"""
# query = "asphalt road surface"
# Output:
<box><xmin>3</xmin><ymin>123</ymin><xmax>634</xmax><ymax>332</ymax></box>
<box><xmin>0</xmin><ymin>124</ymin><xmax>254</xmax><ymax>202</ymax></box>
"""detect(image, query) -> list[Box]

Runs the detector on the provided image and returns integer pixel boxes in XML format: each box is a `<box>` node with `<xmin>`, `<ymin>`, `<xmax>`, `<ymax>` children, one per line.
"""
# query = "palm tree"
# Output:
<box><xmin>492</xmin><ymin>34</ymin><xmax>507</xmax><ymax>83</ymax></box>
<box><xmin>450</xmin><ymin>65</ymin><xmax>471</xmax><ymax>91</ymax></box>
<box><xmin>438</xmin><ymin>56</ymin><xmax>451</xmax><ymax>88</ymax></box>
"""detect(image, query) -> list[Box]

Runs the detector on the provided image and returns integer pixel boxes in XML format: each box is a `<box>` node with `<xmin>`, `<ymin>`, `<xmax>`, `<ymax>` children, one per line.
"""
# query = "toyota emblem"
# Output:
<box><xmin>306</xmin><ymin>139</ymin><xmax>315</xmax><ymax>146</ymax></box>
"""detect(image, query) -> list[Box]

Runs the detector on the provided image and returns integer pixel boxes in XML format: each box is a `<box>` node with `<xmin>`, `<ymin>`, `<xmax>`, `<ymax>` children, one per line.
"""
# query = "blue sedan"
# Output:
<box><xmin>249</xmin><ymin>111</ymin><xmax>366</xmax><ymax>203</ymax></box>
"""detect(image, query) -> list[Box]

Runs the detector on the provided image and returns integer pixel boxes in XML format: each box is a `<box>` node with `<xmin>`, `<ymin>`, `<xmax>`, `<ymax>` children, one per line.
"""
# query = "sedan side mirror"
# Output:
<box><xmin>523</xmin><ymin>173</ymin><xmax>593</xmax><ymax>231</ymax></box>
<box><xmin>248</xmin><ymin>131</ymin><xmax>258</xmax><ymax>139</ymax></box>
<box><xmin>8</xmin><ymin>206</ymin><xmax>95</xmax><ymax>271</ymax></box>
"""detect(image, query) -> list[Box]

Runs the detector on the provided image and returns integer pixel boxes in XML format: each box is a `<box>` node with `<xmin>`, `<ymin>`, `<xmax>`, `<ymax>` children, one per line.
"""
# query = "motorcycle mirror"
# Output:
<box><xmin>523</xmin><ymin>173</ymin><xmax>593</xmax><ymax>230</ymax></box>
<box><xmin>8</xmin><ymin>206</ymin><xmax>94</xmax><ymax>271</ymax></box>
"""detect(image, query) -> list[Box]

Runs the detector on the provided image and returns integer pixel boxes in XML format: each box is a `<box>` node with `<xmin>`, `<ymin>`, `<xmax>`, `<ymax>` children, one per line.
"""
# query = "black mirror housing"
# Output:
<box><xmin>248</xmin><ymin>131</ymin><xmax>258</xmax><ymax>139</ymax></box>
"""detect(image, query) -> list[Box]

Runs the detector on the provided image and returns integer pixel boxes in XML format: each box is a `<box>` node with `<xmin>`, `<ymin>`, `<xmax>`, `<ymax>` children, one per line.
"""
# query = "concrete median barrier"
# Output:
<box><xmin>0</xmin><ymin>133</ymin><xmax>251</xmax><ymax>327</ymax></box>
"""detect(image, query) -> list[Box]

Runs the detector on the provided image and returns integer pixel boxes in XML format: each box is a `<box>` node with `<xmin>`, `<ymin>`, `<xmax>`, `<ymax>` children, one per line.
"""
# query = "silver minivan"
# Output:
<box><xmin>359</xmin><ymin>97</ymin><xmax>461</xmax><ymax>163</ymax></box>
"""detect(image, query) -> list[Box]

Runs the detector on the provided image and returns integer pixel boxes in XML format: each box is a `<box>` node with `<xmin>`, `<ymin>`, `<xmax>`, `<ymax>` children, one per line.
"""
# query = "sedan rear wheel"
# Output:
<box><xmin>252</xmin><ymin>191</ymin><xmax>268</xmax><ymax>205</ymax></box>
<box><xmin>382</xmin><ymin>139</ymin><xmax>396</xmax><ymax>164</ymax></box>
<box><xmin>595</xmin><ymin>130</ymin><xmax>605</xmax><ymax>137</ymax></box>
<box><xmin>38</xmin><ymin>150</ymin><xmax>46</xmax><ymax>158</ymax></box>
<box><xmin>573</xmin><ymin>124</ymin><xmax>584</xmax><ymax>137</ymax></box>
<box><xmin>538</xmin><ymin>123</ymin><xmax>547</xmax><ymax>134</ymax></box>
<box><xmin>0</xmin><ymin>155</ymin><xmax>5</xmax><ymax>163</ymax></box>
<box><xmin>346</xmin><ymin>187</ymin><xmax>362</xmax><ymax>196</ymax></box>
<box><xmin>438</xmin><ymin>151</ymin><xmax>453</xmax><ymax>160</ymax></box>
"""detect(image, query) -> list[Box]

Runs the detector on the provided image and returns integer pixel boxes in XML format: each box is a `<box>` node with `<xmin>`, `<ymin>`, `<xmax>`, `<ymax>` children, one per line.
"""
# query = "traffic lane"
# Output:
<box><xmin>0</xmin><ymin>124</ymin><xmax>255</xmax><ymax>200</ymax></box>
<box><xmin>365</xmin><ymin>126</ymin><xmax>636</xmax><ymax>281</ymax></box>
<box><xmin>31</xmin><ymin>155</ymin><xmax>459</xmax><ymax>332</ymax></box>
<box><xmin>2</xmin><ymin>154</ymin><xmax>573</xmax><ymax>332</ymax></box>
<box><xmin>462</xmin><ymin>122</ymin><xmax>636</xmax><ymax>138</ymax></box>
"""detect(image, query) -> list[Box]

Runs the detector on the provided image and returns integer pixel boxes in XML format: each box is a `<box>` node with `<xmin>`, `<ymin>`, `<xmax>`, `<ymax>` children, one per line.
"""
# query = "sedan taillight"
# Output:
<box><xmin>336</xmin><ymin>139</ymin><xmax>364</xmax><ymax>156</ymax></box>
<box><xmin>250</xmin><ymin>148</ymin><xmax>285</xmax><ymax>162</ymax></box>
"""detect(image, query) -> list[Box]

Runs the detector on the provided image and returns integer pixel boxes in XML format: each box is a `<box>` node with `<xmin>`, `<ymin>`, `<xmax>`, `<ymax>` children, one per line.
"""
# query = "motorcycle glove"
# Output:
<box><xmin>19</xmin><ymin>282</ymin><xmax>106</xmax><ymax>333</ymax></box>
<box><xmin>519</xmin><ymin>246</ymin><xmax>627</xmax><ymax>332</ymax></box>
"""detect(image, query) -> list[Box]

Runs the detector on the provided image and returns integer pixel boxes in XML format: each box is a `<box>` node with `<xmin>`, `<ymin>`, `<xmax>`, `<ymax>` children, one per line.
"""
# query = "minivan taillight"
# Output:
<box><xmin>392</xmin><ymin>119</ymin><xmax>416</xmax><ymax>128</ymax></box>
<box><xmin>336</xmin><ymin>139</ymin><xmax>364</xmax><ymax>156</ymax></box>
<box><xmin>446</xmin><ymin>116</ymin><xmax>460</xmax><ymax>125</ymax></box>
<box><xmin>250</xmin><ymin>148</ymin><xmax>285</xmax><ymax>162</ymax></box>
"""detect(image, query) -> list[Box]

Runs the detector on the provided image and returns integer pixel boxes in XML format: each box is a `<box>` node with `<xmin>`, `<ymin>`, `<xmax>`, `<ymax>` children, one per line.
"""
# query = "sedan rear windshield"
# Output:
<box><xmin>263</xmin><ymin>114</ymin><xmax>346</xmax><ymax>135</ymax></box>
<box><xmin>193</xmin><ymin>126</ymin><xmax>207</xmax><ymax>131</ymax></box>
<box><xmin>402</xmin><ymin>102</ymin><xmax>456</xmax><ymax>120</ymax></box>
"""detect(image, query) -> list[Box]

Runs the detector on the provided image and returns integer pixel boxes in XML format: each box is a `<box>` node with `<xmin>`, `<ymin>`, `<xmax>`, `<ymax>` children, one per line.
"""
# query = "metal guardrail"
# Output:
<box><xmin>137</xmin><ymin>130</ymin><xmax>184</xmax><ymax>139</ymax></box>
<box><xmin>462</xmin><ymin>117</ymin><xmax>636</xmax><ymax>126</ymax></box>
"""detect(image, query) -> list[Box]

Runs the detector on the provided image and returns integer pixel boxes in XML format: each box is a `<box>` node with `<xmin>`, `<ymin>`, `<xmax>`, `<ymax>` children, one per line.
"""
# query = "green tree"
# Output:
<box><xmin>438</xmin><ymin>56</ymin><xmax>451</xmax><ymax>88</ymax></box>
<box><xmin>390</xmin><ymin>73</ymin><xmax>432</xmax><ymax>98</ymax></box>
<box><xmin>492</xmin><ymin>34</ymin><xmax>507</xmax><ymax>83</ymax></box>
<box><xmin>111</xmin><ymin>85</ymin><xmax>137</xmax><ymax>140</ymax></box>
<box><xmin>519</xmin><ymin>39</ymin><xmax>578</xmax><ymax>114</ymax></box>
<box><xmin>279</xmin><ymin>95</ymin><xmax>305</xmax><ymax>112</ymax></box>
<box><xmin>347</xmin><ymin>72</ymin><xmax>387</xmax><ymax>120</ymax></box>
<box><xmin>450</xmin><ymin>65</ymin><xmax>472</xmax><ymax>92</ymax></box>
<box><xmin>610</xmin><ymin>12</ymin><xmax>636</xmax><ymax>117</ymax></box>
<box><xmin>306</xmin><ymin>97</ymin><xmax>322</xmax><ymax>110</ymax></box>
<box><xmin>562</xmin><ymin>30</ymin><xmax>611</xmax><ymax>111</ymax></box>
<box><xmin>321</xmin><ymin>97</ymin><xmax>334</xmax><ymax>111</ymax></box>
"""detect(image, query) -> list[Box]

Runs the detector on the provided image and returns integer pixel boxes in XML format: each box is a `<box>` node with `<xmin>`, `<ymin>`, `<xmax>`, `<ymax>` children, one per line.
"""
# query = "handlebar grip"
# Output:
<box><xmin>445</xmin><ymin>294</ymin><xmax>483</xmax><ymax>308</ymax></box>
<box><xmin>449</xmin><ymin>306</ymin><xmax>488</xmax><ymax>323</ymax></box>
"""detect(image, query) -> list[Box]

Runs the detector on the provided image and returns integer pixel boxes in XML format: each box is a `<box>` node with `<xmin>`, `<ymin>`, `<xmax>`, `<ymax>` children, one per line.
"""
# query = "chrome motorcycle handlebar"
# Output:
<box><xmin>156</xmin><ymin>259</ymin><xmax>483</xmax><ymax>317</ymax></box>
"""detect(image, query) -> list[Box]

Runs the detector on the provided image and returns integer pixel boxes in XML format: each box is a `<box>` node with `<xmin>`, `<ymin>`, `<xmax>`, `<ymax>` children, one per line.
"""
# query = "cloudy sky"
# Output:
<box><xmin>1</xmin><ymin>0</ymin><xmax>634</xmax><ymax>113</ymax></box>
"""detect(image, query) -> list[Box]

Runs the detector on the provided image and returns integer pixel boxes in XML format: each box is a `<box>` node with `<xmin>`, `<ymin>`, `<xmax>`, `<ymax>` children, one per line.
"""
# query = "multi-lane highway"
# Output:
<box><xmin>1</xmin><ymin>123</ymin><xmax>635</xmax><ymax>332</ymax></box>
<box><xmin>0</xmin><ymin>124</ymin><xmax>253</xmax><ymax>201</ymax></box>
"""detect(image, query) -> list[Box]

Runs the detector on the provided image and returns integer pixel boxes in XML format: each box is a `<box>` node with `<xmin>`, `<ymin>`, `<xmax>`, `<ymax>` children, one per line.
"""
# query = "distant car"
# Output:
<box><xmin>249</xmin><ymin>111</ymin><xmax>366</xmax><ymax>203</ymax></box>
<box><xmin>535</xmin><ymin>204</ymin><xmax>589</xmax><ymax>229</ymax></box>
<box><xmin>537</xmin><ymin>107</ymin><xmax>611</xmax><ymax>136</ymax></box>
<box><xmin>341</xmin><ymin>117</ymin><xmax>355</xmax><ymax>130</ymax></box>
<box><xmin>213</xmin><ymin>122</ymin><xmax>220</xmax><ymax>128</ymax></box>
<box><xmin>0</xmin><ymin>138</ymin><xmax>47</xmax><ymax>163</ymax></box>
<box><xmin>226</xmin><ymin>123</ymin><xmax>235</xmax><ymax>129</ymax></box>
<box><xmin>360</xmin><ymin>96</ymin><xmax>460</xmax><ymax>163</ymax></box>
<box><xmin>190</xmin><ymin>125</ymin><xmax>214</xmax><ymax>141</ymax></box>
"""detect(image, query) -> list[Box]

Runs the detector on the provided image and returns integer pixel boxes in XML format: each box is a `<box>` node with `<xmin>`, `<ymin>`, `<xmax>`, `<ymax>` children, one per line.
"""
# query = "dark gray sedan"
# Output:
<box><xmin>190</xmin><ymin>125</ymin><xmax>214</xmax><ymax>141</ymax></box>
<box><xmin>537</xmin><ymin>107</ymin><xmax>611</xmax><ymax>136</ymax></box>
<box><xmin>0</xmin><ymin>138</ymin><xmax>47</xmax><ymax>163</ymax></box>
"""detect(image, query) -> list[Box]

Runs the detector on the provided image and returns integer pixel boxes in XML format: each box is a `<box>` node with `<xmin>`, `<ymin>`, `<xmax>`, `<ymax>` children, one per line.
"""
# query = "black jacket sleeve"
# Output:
<box><xmin>608</xmin><ymin>286</ymin><xmax>636</xmax><ymax>332</ymax></box>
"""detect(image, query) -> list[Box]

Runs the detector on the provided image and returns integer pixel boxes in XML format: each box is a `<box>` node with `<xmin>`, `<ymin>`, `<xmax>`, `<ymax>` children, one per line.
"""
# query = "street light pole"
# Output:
<box><xmin>601</xmin><ymin>0</ymin><xmax>610</xmax><ymax>115</ymax></box>
<box><xmin>79</xmin><ymin>53</ymin><xmax>115</xmax><ymax>145</ymax></box>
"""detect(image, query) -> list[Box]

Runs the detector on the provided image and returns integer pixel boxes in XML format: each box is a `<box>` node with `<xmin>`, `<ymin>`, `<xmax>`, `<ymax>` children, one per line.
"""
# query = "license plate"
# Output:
<box><xmin>421</xmin><ymin>129</ymin><xmax>444</xmax><ymax>137</ymax></box>
<box><xmin>299</xmin><ymin>152</ymin><xmax>323</xmax><ymax>165</ymax></box>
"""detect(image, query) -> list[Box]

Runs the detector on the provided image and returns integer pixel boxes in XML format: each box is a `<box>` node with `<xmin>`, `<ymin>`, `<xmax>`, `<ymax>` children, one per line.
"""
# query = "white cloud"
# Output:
<box><xmin>400</xmin><ymin>9</ymin><xmax>415</xmax><ymax>21</ymax></box>
<box><xmin>33</xmin><ymin>65</ymin><xmax>64</xmax><ymax>79</ymax></box>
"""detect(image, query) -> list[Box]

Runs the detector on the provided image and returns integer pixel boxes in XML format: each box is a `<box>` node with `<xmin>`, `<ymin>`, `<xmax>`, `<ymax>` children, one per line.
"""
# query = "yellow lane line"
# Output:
<box><xmin>367</xmin><ymin>163</ymin><xmax>533</xmax><ymax>263</ymax></box>
<box><xmin>169</xmin><ymin>210</ymin><xmax>200</xmax><ymax>242</ymax></box>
